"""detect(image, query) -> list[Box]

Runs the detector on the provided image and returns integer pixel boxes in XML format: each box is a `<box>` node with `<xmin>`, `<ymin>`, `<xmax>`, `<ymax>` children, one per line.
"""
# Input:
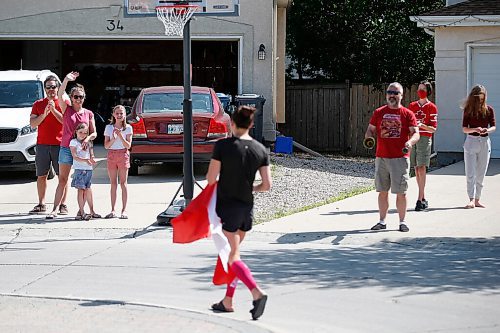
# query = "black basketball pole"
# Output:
<box><xmin>156</xmin><ymin>12</ymin><xmax>196</xmax><ymax>224</ymax></box>
<box><xmin>182</xmin><ymin>19</ymin><xmax>194</xmax><ymax>205</ymax></box>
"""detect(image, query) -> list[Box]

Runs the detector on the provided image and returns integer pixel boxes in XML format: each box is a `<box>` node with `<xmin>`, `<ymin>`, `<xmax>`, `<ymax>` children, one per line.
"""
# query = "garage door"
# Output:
<box><xmin>471</xmin><ymin>46</ymin><xmax>500</xmax><ymax>158</ymax></box>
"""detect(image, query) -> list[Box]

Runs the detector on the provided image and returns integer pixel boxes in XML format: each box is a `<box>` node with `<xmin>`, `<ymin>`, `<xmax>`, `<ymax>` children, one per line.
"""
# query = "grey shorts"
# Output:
<box><xmin>375</xmin><ymin>157</ymin><xmax>410</xmax><ymax>194</ymax></box>
<box><xmin>35</xmin><ymin>144</ymin><xmax>60</xmax><ymax>177</ymax></box>
<box><xmin>410</xmin><ymin>136</ymin><xmax>432</xmax><ymax>167</ymax></box>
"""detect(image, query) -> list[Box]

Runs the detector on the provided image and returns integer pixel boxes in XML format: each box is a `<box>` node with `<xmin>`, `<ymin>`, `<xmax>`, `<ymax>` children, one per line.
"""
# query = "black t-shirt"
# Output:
<box><xmin>212</xmin><ymin>137</ymin><xmax>270</xmax><ymax>204</ymax></box>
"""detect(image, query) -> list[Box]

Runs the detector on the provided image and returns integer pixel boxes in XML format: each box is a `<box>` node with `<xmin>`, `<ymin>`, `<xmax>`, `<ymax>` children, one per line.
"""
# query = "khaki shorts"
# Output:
<box><xmin>410</xmin><ymin>136</ymin><xmax>432</xmax><ymax>167</ymax></box>
<box><xmin>375</xmin><ymin>157</ymin><xmax>410</xmax><ymax>194</ymax></box>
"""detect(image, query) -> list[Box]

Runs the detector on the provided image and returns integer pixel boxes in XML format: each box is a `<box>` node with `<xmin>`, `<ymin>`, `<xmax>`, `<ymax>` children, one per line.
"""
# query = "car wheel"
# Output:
<box><xmin>129</xmin><ymin>162</ymin><xmax>139</xmax><ymax>176</ymax></box>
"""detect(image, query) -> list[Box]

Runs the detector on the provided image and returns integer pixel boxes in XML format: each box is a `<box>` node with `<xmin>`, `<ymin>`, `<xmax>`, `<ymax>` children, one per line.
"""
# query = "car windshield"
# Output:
<box><xmin>0</xmin><ymin>81</ymin><xmax>44</xmax><ymax>108</ymax></box>
<box><xmin>142</xmin><ymin>92</ymin><xmax>213</xmax><ymax>114</ymax></box>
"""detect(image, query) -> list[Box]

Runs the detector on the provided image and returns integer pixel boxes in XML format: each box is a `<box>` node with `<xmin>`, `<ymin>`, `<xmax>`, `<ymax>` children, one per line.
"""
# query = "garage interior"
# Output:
<box><xmin>0</xmin><ymin>39</ymin><xmax>238</xmax><ymax>122</ymax></box>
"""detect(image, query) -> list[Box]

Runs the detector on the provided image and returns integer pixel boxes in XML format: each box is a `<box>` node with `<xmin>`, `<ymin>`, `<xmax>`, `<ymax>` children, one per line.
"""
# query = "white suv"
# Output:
<box><xmin>0</xmin><ymin>70</ymin><xmax>61</xmax><ymax>174</ymax></box>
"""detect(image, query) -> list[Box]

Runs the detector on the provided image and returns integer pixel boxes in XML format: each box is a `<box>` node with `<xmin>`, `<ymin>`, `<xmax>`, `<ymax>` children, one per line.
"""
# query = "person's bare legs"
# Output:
<box><xmin>61</xmin><ymin>181</ymin><xmax>68</xmax><ymax>206</ymax></box>
<box><xmin>396</xmin><ymin>193</ymin><xmax>407</xmax><ymax>222</ymax></box>
<box><xmin>223</xmin><ymin>229</ymin><xmax>265</xmax><ymax>302</ymax></box>
<box><xmin>415</xmin><ymin>165</ymin><xmax>426</xmax><ymax>201</ymax></box>
<box><xmin>77</xmin><ymin>189</ymin><xmax>86</xmax><ymax>216</ymax></box>
<box><xmin>108</xmin><ymin>167</ymin><xmax>118</xmax><ymax>215</ymax></box>
<box><xmin>36</xmin><ymin>175</ymin><xmax>48</xmax><ymax>205</ymax></box>
<box><xmin>118</xmin><ymin>168</ymin><xmax>128</xmax><ymax>215</ymax></box>
<box><xmin>49</xmin><ymin>163</ymin><xmax>71</xmax><ymax>215</ymax></box>
<box><xmin>378</xmin><ymin>191</ymin><xmax>389</xmax><ymax>222</ymax></box>
<box><xmin>219</xmin><ymin>232</ymin><xmax>246</xmax><ymax>310</ymax></box>
<box><xmin>86</xmin><ymin>188</ymin><xmax>97</xmax><ymax>215</ymax></box>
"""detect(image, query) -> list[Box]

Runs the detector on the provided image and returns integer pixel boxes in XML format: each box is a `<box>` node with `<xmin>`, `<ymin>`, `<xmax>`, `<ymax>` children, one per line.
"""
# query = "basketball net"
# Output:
<box><xmin>156</xmin><ymin>5</ymin><xmax>198</xmax><ymax>37</ymax></box>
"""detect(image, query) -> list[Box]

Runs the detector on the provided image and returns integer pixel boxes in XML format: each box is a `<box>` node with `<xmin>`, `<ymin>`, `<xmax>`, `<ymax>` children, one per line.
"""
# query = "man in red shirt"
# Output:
<box><xmin>408</xmin><ymin>81</ymin><xmax>438</xmax><ymax>211</ymax></box>
<box><xmin>365</xmin><ymin>82</ymin><xmax>420</xmax><ymax>232</ymax></box>
<box><xmin>29</xmin><ymin>76</ymin><xmax>69</xmax><ymax>215</ymax></box>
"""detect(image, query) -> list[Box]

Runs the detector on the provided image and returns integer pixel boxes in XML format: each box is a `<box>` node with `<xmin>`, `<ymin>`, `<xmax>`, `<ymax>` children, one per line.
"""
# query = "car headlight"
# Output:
<box><xmin>20</xmin><ymin>125</ymin><xmax>37</xmax><ymax>136</ymax></box>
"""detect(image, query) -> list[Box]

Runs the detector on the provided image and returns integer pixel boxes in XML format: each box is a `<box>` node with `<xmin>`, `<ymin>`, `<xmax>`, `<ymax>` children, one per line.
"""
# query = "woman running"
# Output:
<box><xmin>206</xmin><ymin>105</ymin><xmax>272</xmax><ymax>320</ymax></box>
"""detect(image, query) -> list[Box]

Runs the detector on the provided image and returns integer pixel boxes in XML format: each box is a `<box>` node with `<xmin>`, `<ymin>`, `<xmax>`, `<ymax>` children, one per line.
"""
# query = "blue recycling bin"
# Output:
<box><xmin>274</xmin><ymin>136</ymin><xmax>293</xmax><ymax>154</ymax></box>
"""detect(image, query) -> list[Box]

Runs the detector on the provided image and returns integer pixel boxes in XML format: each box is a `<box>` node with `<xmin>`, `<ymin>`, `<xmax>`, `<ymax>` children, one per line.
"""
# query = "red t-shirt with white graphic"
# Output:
<box><xmin>408</xmin><ymin>100</ymin><xmax>438</xmax><ymax>138</ymax></box>
<box><xmin>30</xmin><ymin>98</ymin><xmax>63</xmax><ymax>145</ymax></box>
<box><xmin>369</xmin><ymin>105</ymin><xmax>417</xmax><ymax>158</ymax></box>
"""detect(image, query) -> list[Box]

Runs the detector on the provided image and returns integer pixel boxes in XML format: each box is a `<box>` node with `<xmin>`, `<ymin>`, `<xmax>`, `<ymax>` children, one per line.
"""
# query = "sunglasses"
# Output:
<box><xmin>72</xmin><ymin>95</ymin><xmax>85</xmax><ymax>100</ymax></box>
<box><xmin>45</xmin><ymin>85</ymin><xmax>57</xmax><ymax>89</ymax></box>
<box><xmin>386</xmin><ymin>90</ymin><xmax>401</xmax><ymax>95</ymax></box>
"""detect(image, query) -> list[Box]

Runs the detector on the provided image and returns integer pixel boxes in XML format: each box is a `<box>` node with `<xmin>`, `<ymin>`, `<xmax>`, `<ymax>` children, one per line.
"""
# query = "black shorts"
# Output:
<box><xmin>216</xmin><ymin>198</ymin><xmax>254</xmax><ymax>232</ymax></box>
<box><xmin>35</xmin><ymin>144</ymin><xmax>60</xmax><ymax>177</ymax></box>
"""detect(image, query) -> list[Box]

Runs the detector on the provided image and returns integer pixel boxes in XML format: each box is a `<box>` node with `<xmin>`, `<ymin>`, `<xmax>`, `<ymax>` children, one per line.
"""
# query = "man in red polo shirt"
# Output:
<box><xmin>29</xmin><ymin>76</ymin><xmax>69</xmax><ymax>215</ymax></box>
<box><xmin>365</xmin><ymin>82</ymin><xmax>420</xmax><ymax>232</ymax></box>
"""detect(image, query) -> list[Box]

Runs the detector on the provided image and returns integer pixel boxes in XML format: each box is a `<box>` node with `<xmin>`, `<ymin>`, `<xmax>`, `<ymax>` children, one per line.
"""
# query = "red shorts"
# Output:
<box><xmin>107</xmin><ymin>149</ymin><xmax>130</xmax><ymax>169</ymax></box>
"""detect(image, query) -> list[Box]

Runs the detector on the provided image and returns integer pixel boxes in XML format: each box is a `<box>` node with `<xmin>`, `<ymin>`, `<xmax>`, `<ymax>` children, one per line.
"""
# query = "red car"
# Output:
<box><xmin>127</xmin><ymin>86</ymin><xmax>231</xmax><ymax>175</ymax></box>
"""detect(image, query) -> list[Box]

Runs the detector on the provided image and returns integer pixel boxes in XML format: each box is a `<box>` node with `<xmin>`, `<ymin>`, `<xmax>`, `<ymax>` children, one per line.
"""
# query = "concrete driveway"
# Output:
<box><xmin>0</xmin><ymin>144</ymin><xmax>208</xmax><ymax>230</ymax></box>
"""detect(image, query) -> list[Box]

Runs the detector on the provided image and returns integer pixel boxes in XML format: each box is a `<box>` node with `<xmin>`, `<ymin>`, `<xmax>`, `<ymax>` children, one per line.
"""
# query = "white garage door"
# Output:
<box><xmin>471</xmin><ymin>46</ymin><xmax>500</xmax><ymax>158</ymax></box>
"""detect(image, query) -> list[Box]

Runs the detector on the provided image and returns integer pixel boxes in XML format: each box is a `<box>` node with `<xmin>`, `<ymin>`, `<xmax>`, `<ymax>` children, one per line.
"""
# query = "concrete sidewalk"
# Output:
<box><xmin>254</xmin><ymin>159</ymin><xmax>500</xmax><ymax>243</ymax></box>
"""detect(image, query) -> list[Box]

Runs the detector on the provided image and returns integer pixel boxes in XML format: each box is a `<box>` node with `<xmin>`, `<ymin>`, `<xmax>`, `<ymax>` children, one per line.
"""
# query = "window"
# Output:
<box><xmin>0</xmin><ymin>81</ymin><xmax>44</xmax><ymax>108</ymax></box>
<box><xmin>142</xmin><ymin>92</ymin><xmax>213</xmax><ymax>114</ymax></box>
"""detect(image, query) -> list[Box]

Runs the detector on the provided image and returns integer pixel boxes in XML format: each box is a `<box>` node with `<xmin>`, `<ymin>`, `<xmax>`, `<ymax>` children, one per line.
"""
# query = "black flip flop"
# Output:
<box><xmin>250</xmin><ymin>294</ymin><xmax>268</xmax><ymax>320</ymax></box>
<box><xmin>211</xmin><ymin>301</ymin><xmax>234</xmax><ymax>313</ymax></box>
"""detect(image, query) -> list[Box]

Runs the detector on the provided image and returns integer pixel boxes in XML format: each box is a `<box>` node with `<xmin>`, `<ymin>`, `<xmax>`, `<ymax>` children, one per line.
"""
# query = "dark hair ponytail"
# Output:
<box><xmin>232</xmin><ymin>105</ymin><xmax>256</xmax><ymax>129</ymax></box>
<box><xmin>420</xmin><ymin>80</ymin><xmax>433</xmax><ymax>97</ymax></box>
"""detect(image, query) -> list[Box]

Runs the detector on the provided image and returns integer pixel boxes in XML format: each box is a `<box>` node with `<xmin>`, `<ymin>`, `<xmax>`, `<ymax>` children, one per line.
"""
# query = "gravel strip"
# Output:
<box><xmin>254</xmin><ymin>153</ymin><xmax>375</xmax><ymax>223</ymax></box>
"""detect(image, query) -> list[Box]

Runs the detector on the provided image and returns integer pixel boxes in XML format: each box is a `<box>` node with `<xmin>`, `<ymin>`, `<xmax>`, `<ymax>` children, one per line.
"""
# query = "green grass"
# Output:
<box><xmin>254</xmin><ymin>184</ymin><xmax>375</xmax><ymax>224</ymax></box>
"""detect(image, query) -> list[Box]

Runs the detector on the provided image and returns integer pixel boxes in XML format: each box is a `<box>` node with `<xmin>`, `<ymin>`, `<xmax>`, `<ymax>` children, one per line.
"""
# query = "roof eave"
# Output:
<box><xmin>410</xmin><ymin>15</ymin><xmax>500</xmax><ymax>28</ymax></box>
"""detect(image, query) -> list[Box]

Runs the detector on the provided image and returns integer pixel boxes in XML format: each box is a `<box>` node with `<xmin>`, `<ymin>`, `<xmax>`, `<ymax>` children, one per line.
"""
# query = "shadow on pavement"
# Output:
<box><xmin>321</xmin><ymin>206</ymin><xmax>465</xmax><ymax>216</ymax></box>
<box><xmin>275</xmin><ymin>229</ymin><xmax>384</xmax><ymax>245</ymax></box>
<box><xmin>181</xmin><ymin>236</ymin><xmax>500</xmax><ymax>295</ymax></box>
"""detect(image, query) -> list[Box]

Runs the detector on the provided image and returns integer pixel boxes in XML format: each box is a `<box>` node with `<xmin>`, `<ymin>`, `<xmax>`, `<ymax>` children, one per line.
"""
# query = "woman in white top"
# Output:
<box><xmin>103</xmin><ymin>105</ymin><xmax>133</xmax><ymax>219</ymax></box>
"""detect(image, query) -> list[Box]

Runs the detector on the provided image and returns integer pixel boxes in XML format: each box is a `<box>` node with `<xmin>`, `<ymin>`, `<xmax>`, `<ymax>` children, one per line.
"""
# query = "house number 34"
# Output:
<box><xmin>107</xmin><ymin>19</ymin><xmax>124</xmax><ymax>31</ymax></box>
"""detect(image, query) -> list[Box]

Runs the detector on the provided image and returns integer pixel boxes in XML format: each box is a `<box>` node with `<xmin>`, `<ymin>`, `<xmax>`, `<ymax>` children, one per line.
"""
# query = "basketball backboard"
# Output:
<box><xmin>125</xmin><ymin>0</ymin><xmax>239</xmax><ymax>16</ymax></box>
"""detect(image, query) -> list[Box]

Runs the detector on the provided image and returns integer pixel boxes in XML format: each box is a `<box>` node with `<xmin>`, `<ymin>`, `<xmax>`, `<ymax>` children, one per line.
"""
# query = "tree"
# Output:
<box><xmin>286</xmin><ymin>0</ymin><xmax>445</xmax><ymax>86</ymax></box>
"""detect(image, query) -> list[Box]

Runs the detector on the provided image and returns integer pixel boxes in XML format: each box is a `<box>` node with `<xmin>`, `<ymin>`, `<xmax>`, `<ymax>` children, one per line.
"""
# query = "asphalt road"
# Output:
<box><xmin>1</xmin><ymin>149</ymin><xmax>500</xmax><ymax>332</ymax></box>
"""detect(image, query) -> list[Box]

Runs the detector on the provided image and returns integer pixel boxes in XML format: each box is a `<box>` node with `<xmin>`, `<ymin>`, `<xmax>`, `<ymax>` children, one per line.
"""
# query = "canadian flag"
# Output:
<box><xmin>171</xmin><ymin>183</ymin><xmax>236</xmax><ymax>285</ymax></box>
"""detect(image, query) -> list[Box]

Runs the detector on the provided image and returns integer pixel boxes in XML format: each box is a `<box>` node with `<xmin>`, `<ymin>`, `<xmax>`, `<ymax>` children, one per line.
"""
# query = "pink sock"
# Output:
<box><xmin>230</xmin><ymin>260</ymin><xmax>257</xmax><ymax>291</ymax></box>
<box><xmin>225</xmin><ymin>278</ymin><xmax>239</xmax><ymax>298</ymax></box>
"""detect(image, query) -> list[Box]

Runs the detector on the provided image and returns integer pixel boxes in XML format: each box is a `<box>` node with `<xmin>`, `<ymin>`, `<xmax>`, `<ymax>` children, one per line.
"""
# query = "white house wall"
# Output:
<box><xmin>433</xmin><ymin>26</ymin><xmax>500</xmax><ymax>158</ymax></box>
<box><xmin>0</xmin><ymin>0</ymin><xmax>278</xmax><ymax>141</ymax></box>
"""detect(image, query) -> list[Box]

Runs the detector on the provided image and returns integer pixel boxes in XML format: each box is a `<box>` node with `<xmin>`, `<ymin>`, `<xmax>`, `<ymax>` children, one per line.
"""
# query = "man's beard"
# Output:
<box><xmin>387</xmin><ymin>97</ymin><xmax>398</xmax><ymax>107</ymax></box>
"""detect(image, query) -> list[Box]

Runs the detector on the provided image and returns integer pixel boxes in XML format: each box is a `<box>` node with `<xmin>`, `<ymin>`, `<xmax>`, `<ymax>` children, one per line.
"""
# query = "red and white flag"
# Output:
<box><xmin>171</xmin><ymin>183</ymin><xmax>235</xmax><ymax>285</ymax></box>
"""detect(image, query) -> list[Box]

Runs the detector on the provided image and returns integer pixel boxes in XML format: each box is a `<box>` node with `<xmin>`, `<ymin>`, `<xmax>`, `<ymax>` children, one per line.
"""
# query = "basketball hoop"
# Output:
<box><xmin>156</xmin><ymin>5</ymin><xmax>198</xmax><ymax>37</ymax></box>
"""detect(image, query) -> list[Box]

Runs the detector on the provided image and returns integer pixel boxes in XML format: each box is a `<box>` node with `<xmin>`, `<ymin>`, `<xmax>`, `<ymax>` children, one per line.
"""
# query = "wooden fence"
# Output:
<box><xmin>279</xmin><ymin>83</ymin><xmax>428</xmax><ymax>157</ymax></box>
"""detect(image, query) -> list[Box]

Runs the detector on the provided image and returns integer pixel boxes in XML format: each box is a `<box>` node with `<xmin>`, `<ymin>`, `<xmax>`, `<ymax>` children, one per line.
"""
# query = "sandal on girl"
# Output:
<box><xmin>105</xmin><ymin>212</ymin><xmax>117</xmax><ymax>219</ymax></box>
<box><xmin>46</xmin><ymin>212</ymin><xmax>57</xmax><ymax>220</ymax></box>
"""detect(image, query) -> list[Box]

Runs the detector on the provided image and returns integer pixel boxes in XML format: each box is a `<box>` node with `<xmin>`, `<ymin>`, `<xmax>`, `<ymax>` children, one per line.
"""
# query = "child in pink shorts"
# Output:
<box><xmin>103</xmin><ymin>105</ymin><xmax>133</xmax><ymax>219</ymax></box>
